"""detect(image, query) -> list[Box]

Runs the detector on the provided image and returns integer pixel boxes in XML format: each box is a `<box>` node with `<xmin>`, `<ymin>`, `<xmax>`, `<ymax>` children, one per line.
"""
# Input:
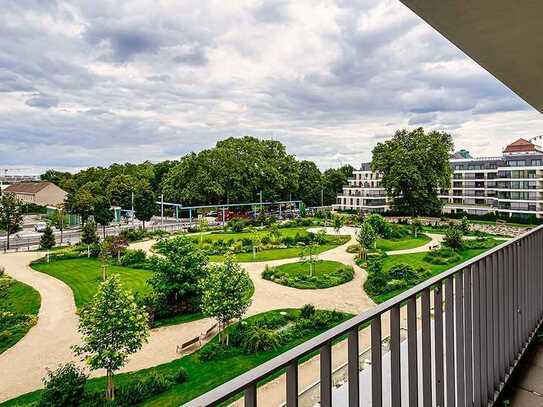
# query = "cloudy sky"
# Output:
<box><xmin>2</xmin><ymin>0</ymin><xmax>543</xmax><ymax>174</ymax></box>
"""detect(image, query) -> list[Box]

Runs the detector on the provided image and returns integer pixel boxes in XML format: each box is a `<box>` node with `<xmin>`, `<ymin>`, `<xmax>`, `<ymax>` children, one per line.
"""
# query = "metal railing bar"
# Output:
<box><xmin>479</xmin><ymin>257</ymin><xmax>489</xmax><ymax>405</ymax></box>
<box><xmin>407</xmin><ymin>297</ymin><xmax>418</xmax><ymax>407</ymax></box>
<box><xmin>319</xmin><ymin>342</ymin><xmax>332</xmax><ymax>407</ymax></box>
<box><xmin>492</xmin><ymin>252</ymin><xmax>500</xmax><ymax>392</ymax></box>
<box><xmin>286</xmin><ymin>362</ymin><xmax>298</xmax><ymax>407</ymax></box>
<box><xmin>445</xmin><ymin>277</ymin><xmax>456</xmax><ymax>407</ymax></box>
<box><xmin>421</xmin><ymin>289</ymin><xmax>432</xmax><ymax>407</ymax></box>
<box><xmin>390</xmin><ymin>306</ymin><xmax>401</xmax><ymax>406</ymax></box>
<box><xmin>485</xmin><ymin>255</ymin><xmax>494</xmax><ymax>400</ymax></box>
<box><xmin>244</xmin><ymin>384</ymin><xmax>256</xmax><ymax>407</ymax></box>
<box><xmin>455</xmin><ymin>271</ymin><xmax>466</xmax><ymax>407</ymax></box>
<box><xmin>434</xmin><ymin>282</ymin><xmax>445</xmax><ymax>407</ymax></box>
<box><xmin>464</xmin><ymin>266</ymin><xmax>474</xmax><ymax>407</ymax></box>
<box><xmin>371</xmin><ymin>316</ymin><xmax>382</xmax><ymax>407</ymax></box>
<box><xmin>348</xmin><ymin>328</ymin><xmax>360</xmax><ymax>407</ymax></box>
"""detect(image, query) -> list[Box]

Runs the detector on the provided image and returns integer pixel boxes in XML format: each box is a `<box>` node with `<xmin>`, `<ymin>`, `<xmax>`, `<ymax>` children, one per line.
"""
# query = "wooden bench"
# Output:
<box><xmin>205</xmin><ymin>323</ymin><xmax>218</xmax><ymax>338</ymax></box>
<box><xmin>176</xmin><ymin>335</ymin><xmax>201</xmax><ymax>354</ymax></box>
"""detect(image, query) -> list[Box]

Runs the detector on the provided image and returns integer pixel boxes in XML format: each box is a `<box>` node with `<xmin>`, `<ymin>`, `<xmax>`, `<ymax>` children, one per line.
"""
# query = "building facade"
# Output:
<box><xmin>3</xmin><ymin>181</ymin><xmax>67</xmax><ymax>207</ymax></box>
<box><xmin>334</xmin><ymin>138</ymin><xmax>543</xmax><ymax>219</ymax></box>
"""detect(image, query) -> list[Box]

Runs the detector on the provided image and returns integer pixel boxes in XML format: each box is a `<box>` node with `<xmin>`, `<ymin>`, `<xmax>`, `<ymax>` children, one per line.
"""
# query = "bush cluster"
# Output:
<box><xmin>423</xmin><ymin>247</ymin><xmax>462</xmax><ymax>265</ymax></box>
<box><xmin>262</xmin><ymin>262</ymin><xmax>354</xmax><ymax>289</ymax></box>
<box><xmin>119</xmin><ymin>249</ymin><xmax>147</xmax><ymax>268</ymax></box>
<box><xmin>364</xmin><ymin>261</ymin><xmax>431</xmax><ymax>297</ymax></box>
<box><xmin>39</xmin><ymin>363</ymin><xmax>188</xmax><ymax>407</ymax></box>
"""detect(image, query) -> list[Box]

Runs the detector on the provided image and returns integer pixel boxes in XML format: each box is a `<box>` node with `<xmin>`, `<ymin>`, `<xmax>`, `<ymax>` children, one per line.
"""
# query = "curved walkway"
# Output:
<box><xmin>0</xmin><ymin>230</ymin><xmax>373</xmax><ymax>403</ymax></box>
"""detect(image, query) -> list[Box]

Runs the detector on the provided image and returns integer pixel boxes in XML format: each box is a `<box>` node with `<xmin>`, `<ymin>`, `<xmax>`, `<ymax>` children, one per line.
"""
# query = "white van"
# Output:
<box><xmin>34</xmin><ymin>222</ymin><xmax>47</xmax><ymax>233</ymax></box>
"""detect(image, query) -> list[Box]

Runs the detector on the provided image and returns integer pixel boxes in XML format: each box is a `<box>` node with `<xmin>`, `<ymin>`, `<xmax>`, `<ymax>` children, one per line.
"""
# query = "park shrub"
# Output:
<box><xmin>199</xmin><ymin>342</ymin><xmax>224</xmax><ymax>361</ymax></box>
<box><xmin>115</xmin><ymin>372</ymin><xmax>173</xmax><ymax>406</ymax></box>
<box><xmin>365</xmin><ymin>213</ymin><xmax>391</xmax><ymax>238</ymax></box>
<box><xmin>120</xmin><ymin>249</ymin><xmax>147</xmax><ymax>267</ymax></box>
<box><xmin>173</xmin><ymin>367</ymin><xmax>189</xmax><ymax>384</ymax></box>
<box><xmin>346</xmin><ymin>243</ymin><xmax>361</xmax><ymax>253</ymax></box>
<box><xmin>228</xmin><ymin>219</ymin><xmax>246</xmax><ymax>233</ymax></box>
<box><xmin>443</xmin><ymin>225</ymin><xmax>464</xmax><ymax>250</ymax></box>
<box><xmin>388</xmin><ymin>223</ymin><xmax>409</xmax><ymax>239</ymax></box>
<box><xmin>463</xmin><ymin>238</ymin><xmax>495</xmax><ymax>250</ymax></box>
<box><xmin>423</xmin><ymin>247</ymin><xmax>462</xmax><ymax>265</ymax></box>
<box><xmin>119</xmin><ymin>228</ymin><xmax>147</xmax><ymax>242</ymax></box>
<box><xmin>300</xmin><ymin>304</ymin><xmax>316</xmax><ymax>319</ymax></box>
<box><xmin>39</xmin><ymin>362</ymin><xmax>88</xmax><ymax>407</ymax></box>
<box><xmin>387</xmin><ymin>263</ymin><xmax>418</xmax><ymax>282</ymax></box>
<box><xmin>241</xmin><ymin>325</ymin><xmax>282</xmax><ymax>353</ymax></box>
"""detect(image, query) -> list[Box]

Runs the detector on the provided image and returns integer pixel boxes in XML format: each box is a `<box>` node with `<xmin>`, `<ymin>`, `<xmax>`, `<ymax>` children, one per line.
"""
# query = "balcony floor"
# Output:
<box><xmin>501</xmin><ymin>335</ymin><xmax>543</xmax><ymax>406</ymax></box>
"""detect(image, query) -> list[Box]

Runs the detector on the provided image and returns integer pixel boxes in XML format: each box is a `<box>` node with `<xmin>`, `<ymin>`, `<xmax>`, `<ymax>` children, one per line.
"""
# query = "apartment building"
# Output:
<box><xmin>334</xmin><ymin>138</ymin><xmax>543</xmax><ymax>219</ymax></box>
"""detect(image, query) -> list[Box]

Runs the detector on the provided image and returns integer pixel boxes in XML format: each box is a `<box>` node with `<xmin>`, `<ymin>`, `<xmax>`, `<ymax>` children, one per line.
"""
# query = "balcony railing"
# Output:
<box><xmin>186</xmin><ymin>226</ymin><xmax>543</xmax><ymax>407</ymax></box>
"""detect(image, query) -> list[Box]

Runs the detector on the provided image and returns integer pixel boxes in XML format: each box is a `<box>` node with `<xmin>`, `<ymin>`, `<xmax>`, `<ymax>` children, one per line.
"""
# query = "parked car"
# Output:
<box><xmin>34</xmin><ymin>222</ymin><xmax>47</xmax><ymax>233</ymax></box>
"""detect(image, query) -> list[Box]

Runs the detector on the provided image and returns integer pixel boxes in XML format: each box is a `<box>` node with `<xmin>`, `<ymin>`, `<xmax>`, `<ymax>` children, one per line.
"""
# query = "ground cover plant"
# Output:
<box><xmin>3</xmin><ymin>308</ymin><xmax>352</xmax><ymax>407</ymax></box>
<box><xmin>262</xmin><ymin>260</ymin><xmax>354</xmax><ymax>289</ymax></box>
<box><xmin>375</xmin><ymin>233</ymin><xmax>431</xmax><ymax>251</ymax></box>
<box><xmin>0</xmin><ymin>272</ymin><xmax>41</xmax><ymax>354</ymax></box>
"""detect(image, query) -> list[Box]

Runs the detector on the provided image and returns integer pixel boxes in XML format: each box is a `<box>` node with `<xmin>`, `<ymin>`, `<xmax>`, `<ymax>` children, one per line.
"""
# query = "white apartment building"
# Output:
<box><xmin>334</xmin><ymin>138</ymin><xmax>543</xmax><ymax>219</ymax></box>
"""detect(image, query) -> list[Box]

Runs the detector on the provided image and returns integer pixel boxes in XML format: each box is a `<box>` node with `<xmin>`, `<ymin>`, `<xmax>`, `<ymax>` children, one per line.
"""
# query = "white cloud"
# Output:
<box><xmin>0</xmin><ymin>0</ymin><xmax>542</xmax><ymax>174</ymax></box>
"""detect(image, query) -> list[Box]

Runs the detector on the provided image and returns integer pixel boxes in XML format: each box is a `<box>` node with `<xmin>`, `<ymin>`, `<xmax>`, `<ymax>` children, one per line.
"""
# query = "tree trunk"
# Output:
<box><xmin>142</xmin><ymin>220</ymin><xmax>145</xmax><ymax>229</ymax></box>
<box><xmin>106</xmin><ymin>370</ymin><xmax>115</xmax><ymax>400</ymax></box>
<box><xmin>6</xmin><ymin>232</ymin><xmax>10</xmax><ymax>250</ymax></box>
<box><xmin>60</xmin><ymin>228</ymin><xmax>63</xmax><ymax>245</ymax></box>
<box><xmin>103</xmin><ymin>225</ymin><xmax>106</xmax><ymax>239</ymax></box>
<box><xmin>87</xmin><ymin>245</ymin><xmax>90</xmax><ymax>258</ymax></box>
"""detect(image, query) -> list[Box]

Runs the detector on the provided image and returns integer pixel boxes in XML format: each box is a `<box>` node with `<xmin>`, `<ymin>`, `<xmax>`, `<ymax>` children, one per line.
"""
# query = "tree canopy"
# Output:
<box><xmin>371</xmin><ymin>127</ymin><xmax>453</xmax><ymax>216</ymax></box>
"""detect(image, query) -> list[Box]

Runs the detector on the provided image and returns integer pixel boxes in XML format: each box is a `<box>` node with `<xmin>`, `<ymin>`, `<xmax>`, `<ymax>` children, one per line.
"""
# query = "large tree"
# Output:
<box><xmin>65</xmin><ymin>188</ymin><xmax>94</xmax><ymax>224</ymax></box>
<box><xmin>148</xmin><ymin>235</ymin><xmax>209</xmax><ymax>313</ymax></box>
<box><xmin>199</xmin><ymin>253</ymin><xmax>252</xmax><ymax>344</ymax></box>
<box><xmin>133</xmin><ymin>186</ymin><xmax>156</xmax><ymax>228</ymax></box>
<box><xmin>296</xmin><ymin>160</ymin><xmax>323</xmax><ymax>207</ymax></box>
<box><xmin>93</xmin><ymin>195</ymin><xmax>114</xmax><ymax>238</ymax></box>
<box><xmin>73</xmin><ymin>274</ymin><xmax>149</xmax><ymax>400</ymax></box>
<box><xmin>0</xmin><ymin>193</ymin><xmax>23</xmax><ymax>250</ymax></box>
<box><xmin>372</xmin><ymin>128</ymin><xmax>453</xmax><ymax>216</ymax></box>
<box><xmin>105</xmin><ymin>175</ymin><xmax>137</xmax><ymax>208</ymax></box>
<box><xmin>162</xmin><ymin>136</ymin><xmax>299</xmax><ymax>205</ymax></box>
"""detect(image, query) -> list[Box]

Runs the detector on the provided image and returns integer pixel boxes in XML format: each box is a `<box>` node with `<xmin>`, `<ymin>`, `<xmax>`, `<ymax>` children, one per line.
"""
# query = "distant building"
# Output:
<box><xmin>334</xmin><ymin>138</ymin><xmax>543</xmax><ymax>219</ymax></box>
<box><xmin>3</xmin><ymin>181</ymin><xmax>67</xmax><ymax>207</ymax></box>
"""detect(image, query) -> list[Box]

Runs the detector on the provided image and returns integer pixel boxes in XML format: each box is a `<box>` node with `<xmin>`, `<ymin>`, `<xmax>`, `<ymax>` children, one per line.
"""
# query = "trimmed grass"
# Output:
<box><xmin>263</xmin><ymin>260</ymin><xmax>354</xmax><ymax>289</ymax></box>
<box><xmin>190</xmin><ymin>227</ymin><xmax>312</xmax><ymax>242</ymax></box>
<box><xmin>31</xmin><ymin>258</ymin><xmax>152</xmax><ymax>309</ymax></box>
<box><xmin>0</xmin><ymin>277</ymin><xmax>41</xmax><ymax>354</ymax></box>
<box><xmin>376</xmin><ymin>233</ymin><xmax>431</xmax><ymax>251</ymax></box>
<box><xmin>372</xmin><ymin>239</ymin><xmax>504</xmax><ymax>303</ymax></box>
<box><xmin>2</xmin><ymin>309</ymin><xmax>353</xmax><ymax>407</ymax></box>
<box><xmin>210</xmin><ymin>240</ymin><xmax>348</xmax><ymax>262</ymax></box>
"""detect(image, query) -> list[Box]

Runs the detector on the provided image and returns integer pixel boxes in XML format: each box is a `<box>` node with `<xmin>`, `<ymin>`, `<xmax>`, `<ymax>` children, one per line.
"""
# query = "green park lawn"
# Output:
<box><xmin>31</xmin><ymin>258</ymin><xmax>152</xmax><ymax>309</ymax></box>
<box><xmin>372</xmin><ymin>238</ymin><xmax>504</xmax><ymax>303</ymax></box>
<box><xmin>376</xmin><ymin>233</ymin><xmax>431</xmax><ymax>251</ymax></box>
<box><xmin>0</xmin><ymin>277</ymin><xmax>41</xmax><ymax>354</ymax></box>
<box><xmin>3</xmin><ymin>309</ymin><xmax>352</xmax><ymax>407</ymax></box>
<box><xmin>190</xmin><ymin>226</ymin><xmax>312</xmax><ymax>242</ymax></box>
<box><xmin>263</xmin><ymin>260</ymin><xmax>354</xmax><ymax>289</ymax></box>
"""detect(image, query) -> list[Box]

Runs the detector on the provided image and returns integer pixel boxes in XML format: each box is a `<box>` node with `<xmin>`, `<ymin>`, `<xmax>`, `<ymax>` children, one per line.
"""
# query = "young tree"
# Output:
<box><xmin>444</xmin><ymin>225</ymin><xmax>464</xmax><ymax>250</ymax></box>
<box><xmin>101</xmin><ymin>236</ymin><xmax>128</xmax><ymax>264</ymax></box>
<box><xmin>0</xmin><ymin>193</ymin><xmax>23</xmax><ymax>250</ymax></box>
<box><xmin>460</xmin><ymin>216</ymin><xmax>470</xmax><ymax>234</ymax></box>
<box><xmin>133</xmin><ymin>187</ymin><xmax>156</xmax><ymax>229</ymax></box>
<box><xmin>332</xmin><ymin>214</ymin><xmax>345</xmax><ymax>235</ymax></box>
<box><xmin>50</xmin><ymin>203</ymin><xmax>66</xmax><ymax>245</ymax></box>
<box><xmin>365</xmin><ymin>213</ymin><xmax>391</xmax><ymax>238</ymax></box>
<box><xmin>197</xmin><ymin>217</ymin><xmax>208</xmax><ymax>246</ymax></box>
<box><xmin>40</xmin><ymin>224</ymin><xmax>56</xmax><ymax>250</ymax></box>
<box><xmin>81</xmin><ymin>220</ymin><xmax>99</xmax><ymax>257</ymax></box>
<box><xmin>73</xmin><ymin>274</ymin><xmax>149</xmax><ymax>401</ymax></box>
<box><xmin>411</xmin><ymin>217</ymin><xmax>422</xmax><ymax>238</ymax></box>
<box><xmin>356</xmin><ymin>221</ymin><xmax>377</xmax><ymax>260</ymax></box>
<box><xmin>93</xmin><ymin>195</ymin><xmax>114</xmax><ymax>238</ymax></box>
<box><xmin>299</xmin><ymin>242</ymin><xmax>319</xmax><ymax>276</ymax></box>
<box><xmin>199</xmin><ymin>253</ymin><xmax>252</xmax><ymax>344</ymax></box>
<box><xmin>148</xmin><ymin>235</ymin><xmax>209</xmax><ymax>313</ymax></box>
<box><xmin>372</xmin><ymin>128</ymin><xmax>453</xmax><ymax>216</ymax></box>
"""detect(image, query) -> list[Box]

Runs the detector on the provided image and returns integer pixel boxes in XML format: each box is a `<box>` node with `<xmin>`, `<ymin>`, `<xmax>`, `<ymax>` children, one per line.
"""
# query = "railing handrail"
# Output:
<box><xmin>185</xmin><ymin>223</ymin><xmax>543</xmax><ymax>406</ymax></box>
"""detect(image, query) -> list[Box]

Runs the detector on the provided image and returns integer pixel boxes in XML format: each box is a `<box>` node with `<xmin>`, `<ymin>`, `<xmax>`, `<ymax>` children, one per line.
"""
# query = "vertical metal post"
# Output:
<box><xmin>455</xmin><ymin>271</ymin><xmax>465</xmax><ymax>407</ymax></box>
<box><xmin>464</xmin><ymin>266</ymin><xmax>474</xmax><ymax>407</ymax></box>
<box><xmin>244</xmin><ymin>384</ymin><xmax>257</xmax><ymax>407</ymax></box>
<box><xmin>445</xmin><ymin>277</ymin><xmax>455</xmax><ymax>407</ymax></box>
<box><xmin>348</xmin><ymin>328</ymin><xmax>360</xmax><ymax>407</ymax></box>
<box><xmin>286</xmin><ymin>362</ymin><xmax>298</xmax><ymax>407</ymax></box>
<box><xmin>160</xmin><ymin>193</ymin><xmax>164</xmax><ymax>226</ymax></box>
<box><xmin>175</xmin><ymin>206</ymin><xmax>179</xmax><ymax>222</ymax></box>
<box><xmin>189</xmin><ymin>208</ymin><xmax>192</xmax><ymax>225</ymax></box>
<box><xmin>492</xmin><ymin>253</ymin><xmax>499</xmax><ymax>392</ymax></box>
<box><xmin>407</xmin><ymin>297</ymin><xmax>418</xmax><ymax>407</ymax></box>
<box><xmin>320</xmin><ymin>343</ymin><xmax>332</xmax><ymax>407</ymax></box>
<box><xmin>390</xmin><ymin>306</ymin><xmax>401</xmax><ymax>406</ymax></box>
<box><xmin>434</xmin><ymin>282</ymin><xmax>445</xmax><ymax>407</ymax></box>
<box><xmin>371</xmin><ymin>317</ymin><xmax>382</xmax><ymax>407</ymax></box>
<box><xmin>421</xmin><ymin>289</ymin><xmax>432</xmax><ymax>407</ymax></box>
<box><xmin>485</xmin><ymin>255</ymin><xmax>494</xmax><ymax>400</ymax></box>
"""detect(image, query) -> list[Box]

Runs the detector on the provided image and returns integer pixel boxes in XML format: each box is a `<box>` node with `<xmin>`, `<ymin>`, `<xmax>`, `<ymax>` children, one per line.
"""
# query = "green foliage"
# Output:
<box><xmin>364</xmin><ymin>260</ymin><xmax>431</xmax><ymax>298</ymax></box>
<box><xmin>262</xmin><ymin>260</ymin><xmax>354</xmax><ymax>289</ymax></box>
<box><xmin>173</xmin><ymin>367</ymin><xmax>189</xmax><ymax>384</ymax></box>
<box><xmin>73</xmin><ymin>274</ymin><xmax>149</xmax><ymax>400</ymax></box>
<box><xmin>149</xmin><ymin>235</ymin><xmax>209</xmax><ymax>313</ymax></box>
<box><xmin>365</xmin><ymin>213</ymin><xmax>391</xmax><ymax>238</ymax></box>
<box><xmin>133</xmin><ymin>186</ymin><xmax>156</xmax><ymax>227</ymax></box>
<box><xmin>93</xmin><ymin>195</ymin><xmax>114</xmax><ymax>236</ymax></box>
<box><xmin>65</xmin><ymin>188</ymin><xmax>94</xmax><ymax>224</ymax></box>
<box><xmin>198</xmin><ymin>342</ymin><xmax>224</xmax><ymax>362</ymax></box>
<box><xmin>444</xmin><ymin>225</ymin><xmax>464</xmax><ymax>249</ymax></box>
<box><xmin>300</xmin><ymin>304</ymin><xmax>316</xmax><ymax>319</ymax></box>
<box><xmin>460</xmin><ymin>216</ymin><xmax>470</xmax><ymax>233</ymax></box>
<box><xmin>39</xmin><ymin>363</ymin><xmax>88</xmax><ymax>407</ymax></box>
<box><xmin>199</xmin><ymin>253</ymin><xmax>252</xmax><ymax>341</ymax></box>
<box><xmin>115</xmin><ymin>372</ymin><xmax>173</xmax><ymax>406</ymax></box>
<box><xmin>228</xmin><ymin>219</ymin><xmax>246</xmax><ymax>233</ymax></box>
<box><xmin>357</xmin><ymin>221</ymin><xmax>377</xmax><ymax>256</ymax></box>
<box><xmin>241</xmin><ymin>326</ymin><xmax>281</xmax><ymax>353</ymax></box>
<box><xmin>119</xmin><ymin>227</ymin><xmax>147</xmax><ymax>242</ymax></box>
<box><xmin>332</xmin><ymin>214</ymin><xmax>345</xmax><ymax>234</ymax></box>
<box><xmin>372</xmin><ymin>127</ymin><xmax>453</xmax><ymax>215</ymax></box>
<box><xmin>120</xmin><ymin>249</ymin><xmax>147</xmax><ymax>267</ymax></box>
<box><xmin>39</xmin><ymin>224</ymin><xmax>56</xmax><ymax>250</ymax></box>
<box><xmin>346</xmin><ymin>243</ymin><xmax>361</xmax><ymax>253</ymax></box>
<box><xmin>297</xmin><ymin>160</ymin><xmax>323</xmax><ymax>206</ymax></box>
<box><xmin>81</xmin><ymin>221</ymin><xmax>99</xmax><ymax>245</ymax></box>
<box><xmin>0</xmin><ymin>192</ymin><xmax>24</xmax><ymax>249</ymax></box>
<box><xmin>423</xmin><ymin>247</ymin><xmax>462</xmax><ymax>265</ymax></box>
<box><xmin>322</xmin><ymin>165</ymin><xmax>354</xmax><ymax>206</ymax></box>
